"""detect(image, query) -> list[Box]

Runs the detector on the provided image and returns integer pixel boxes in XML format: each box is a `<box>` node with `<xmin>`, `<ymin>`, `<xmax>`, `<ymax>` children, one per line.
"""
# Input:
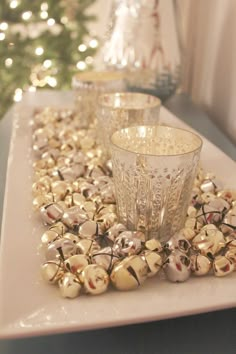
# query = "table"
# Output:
<box><xmin>0</xmin><ymin>91</ymin><xmax>236</xmax><ymax>354</ymax></box>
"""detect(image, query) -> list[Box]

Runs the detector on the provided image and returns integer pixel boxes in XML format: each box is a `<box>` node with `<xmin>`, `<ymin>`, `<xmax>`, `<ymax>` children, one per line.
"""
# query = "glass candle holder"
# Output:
<box><xmin>72</xmin><ymin>71</ymin><xmax>125</xmax><ymax>127</ymax></box>
<box><xmin>110</xmin><ymin>125</ymin><xmax>202</xmax><ymax>243</ymax></box>
<box><xmin>97</xmin><ymin>92</ymin><xmax>161</xmax><ymax>157</ymax></box>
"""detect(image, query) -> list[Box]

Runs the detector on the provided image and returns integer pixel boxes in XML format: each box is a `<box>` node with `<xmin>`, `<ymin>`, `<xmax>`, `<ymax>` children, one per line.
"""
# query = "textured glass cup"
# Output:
<box><xmin>72</xmin><ymin>71</ymin><xmax>125</xmax><ymax>127</ymax></box>
<box><xmin>110</xmin><ymin>125</ymin><xmax>202</xmax><ymax>243</ymax></box>
<box><xmin>97</xmin><ymin>92</ymin><xmax>161</xmax><ymax>157</ymax></box>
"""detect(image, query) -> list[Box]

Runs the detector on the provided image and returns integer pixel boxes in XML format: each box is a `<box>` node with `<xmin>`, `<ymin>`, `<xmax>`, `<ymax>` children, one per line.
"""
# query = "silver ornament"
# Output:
<box><xmin>164</xmin><ymin>251</ymin><xmax>191</xmax><ymax>282</ymax></box>
<box><xmin>40</xmin><ymin>202</ymin><xmax>64</xmax><ymax>225</ymax></box>
<box><xmin>79</xmin><ymin>220</ymin><xmax>100</xmax><ymax>238</ymax></box>
<box><xmin>142</xmin><ymin>250</ymin><xmax>162</xmax><ymax>277</ymax></box>
<box><xmin>192</xmin><ymin>227</ymin><xmax>225</xmax><ymax>256</ymax></box>
<box><xmin>81</xmin><ymin>264</ymin><xmax>109</xmax><ymax>295</ymax></box>
<box><xmin>46</xmin><ymin>238</ymin><xmax>76</xmax><ymax>261</ymax></box>
<box><xmin>200</xmin><ymin>177</ymin><xmax>223</xmax><ymax>193</ymax></box>
<box><xmin>145</xmin><ymin>238</ymin><xmax>162</xmax><ymax>252</ymax></box>
<box><xmin>110</xmin><ymin>255</ymin><xmax>148</xmax><ymax>290</ymax></box>
<box><xmin>115</xmin><ymin>231</ymin><xmax>142</xmax><ymax>256</ymax></box>
<box><xmin>92</xmin><ymin>246</ymin><xmax>120</xmax><ymax>272</ymax></box>
<box><xmin>64</xmin><ymin>254</ymin><xmax>89</xmax><ymax>274</ymax></box>
<box><xmin>58</xmin><ymin>272</ymin><xmax>82</xmax><ymax>298</ymax></box>
<box><xmin>62</xmin><ymin>206</ymin><xmax>88</xmax><ymax>231</ymax></box>
<box><xmin>213</xmin><ymin>256</ymin><xmax>234</xmax><ymax>277</ymax></box>
<box><xmin>165</xmin><ymin>233</ymin><xmax>191</xmax><ymax>254</ymax></box>
<box><xmin>41</xmin><ymin>260</ymin><xmax>64</xmax><ymax>283</ymax></box>
<box><xmin>106</xmin><ymin>223</ymin><xmax>127</xmax><ymax>242</ymax></box>
<box><xmin>190</xmin><ymin>254</ymin><xmax>211</xmax><ymax>276</ymax></box>
<box><xmin>76</xmin><ymin>238</ymin><xmax>101</xmax><ymax>255</ymax></box>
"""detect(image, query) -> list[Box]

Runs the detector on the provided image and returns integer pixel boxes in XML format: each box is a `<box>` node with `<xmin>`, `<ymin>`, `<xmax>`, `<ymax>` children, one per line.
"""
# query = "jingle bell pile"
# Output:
<box><xmin>32</xmin><ymin>107</ymin><xmax>236</xmax><ymax>299</ymax></box>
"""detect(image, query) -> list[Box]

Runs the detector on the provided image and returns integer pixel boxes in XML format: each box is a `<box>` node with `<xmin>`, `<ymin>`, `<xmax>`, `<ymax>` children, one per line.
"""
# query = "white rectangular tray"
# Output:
<box><xmin>0</xmin><ymin>91</ymin><xmax>235</xmax><ymax>339</ymax></box>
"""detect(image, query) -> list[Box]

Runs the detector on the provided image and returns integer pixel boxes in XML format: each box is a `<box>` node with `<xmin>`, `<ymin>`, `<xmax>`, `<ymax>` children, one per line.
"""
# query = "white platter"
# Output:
<box><xmin>0</xmin><ymin>91</ymin><xmax>236</xmax><ymax>339</ymax></box>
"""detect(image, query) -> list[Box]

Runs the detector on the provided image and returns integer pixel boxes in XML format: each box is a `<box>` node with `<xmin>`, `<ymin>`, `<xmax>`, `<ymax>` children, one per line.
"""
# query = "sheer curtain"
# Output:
<box><xmin>181</xmin><ymin>0</ymin><xmax>236</xmax><ymax>144</ymax></box>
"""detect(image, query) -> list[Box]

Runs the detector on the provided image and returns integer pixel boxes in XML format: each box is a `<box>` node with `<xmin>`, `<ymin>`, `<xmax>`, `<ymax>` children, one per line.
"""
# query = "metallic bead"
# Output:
<box><xmin>85</xmin><ymin>165</ymin><xmax>106</xmax><ymax>179</ymax></box>
<box><xmin>164</xmin><ymin>251</ymin><xmax>191</xmax><ymax>282</ymax></box>
<box><xmin>64</xmin><ymin>254</ymin><xmax>89</xmax><ymax>274</ymax></box>
<box><xmin>115</xmin><ymin>231</ymin><xmax>142</xmax><ymax>256</ymax></box>
<box><xmin>93</xmin><ymin>176</ymin><xmax>111</xmax><ymax>188</ymax></box>
<box><xmin>196</xmin><ymin>198</ymin><xmax>228</xmax><ymax>224</ymax></box>
<box><xmin>81</xmin><ymin>264</ymin><xmax>109</xmax><ymax>295</ymax></box>
<box><xmin>58</xmin><ymin>272</ymin><xmax>82</xmax><ymax>298</ymax></box>
<box><xmin>200</xmin><ymin>177</ymin><xmax>223</xmax><ymax>193</ymax></box>
<box><xmin>81</xmin><ymin>201</ymin><xmax>96</xmax><ymax>219</ymax></box>
<box><xmin>92</xmin><ymin>247</ymin><xmax>120</xmax><ymax>272</ymax></box>
<box><xmin>213</xmin><ymin>256</ymin><xmax>234</xmax><ymax>277</ymax></box>
<box><xmin>110</xmin><ymin>255</ymin><xmax>148</xmax><ymax>291</ymax></box>
<box><xmin>76</xmin><ymin>238</ymin><xmax>101</xmax><ymax>255</ymax></box>
<box><xmin>145</xmin><ymin>239</ymin><xmax>162</xmax><ymax>252</ymax></box>
<box><xmin>192</xmin><ymin>227</ymin><xmax>225</xmax><ymax>256</ymax></box>
<box><xmin>62</xmin><ymin>206</ymin><xmax>88</xmax><ymax>231</ymax></box>
<box><xmin>41</xmin><ymin>260</ymin><xmax>64</xmax><ymax>283</ymax></box>
<box><xmin>40</xmin><ymin>202</ymin><xmax>64</xmax><ymax>225</ymax></box>
<box><xmin>79</xmin><ymin>220</ymin><xmax>100</xmax><ymax>238</ymax></box>
<box><xmin>46</xmin><ymin>238</ymin><xmax>76</xmax><ymax>261</ymax></box>
<box><xmin>165</xmin><ymin>233</ymin><xmax>191</xmax><ymax>254</ymax></box>
<box><xmin>80</xmin><ymin>136</ymin><xmax>95</xmax><ymax>151</ymax></box>
<box><xmin>142</xmin><ymin>250</ymin><xmax>162</xmax><ymax>277</ymax></box>
<box><xmin>72</xmin><ymin>193</ymin><xmax>86</xmax><ymax>206</ymax></box>
<box><xmin>190</xmin><ymin>254</ymin><xmax>211</xmax><ymax>276</ymax></box>
<box><xmin>55</xmin><ymin>164</ymin><xmax>85</xmax><ymax>182</ymax></box>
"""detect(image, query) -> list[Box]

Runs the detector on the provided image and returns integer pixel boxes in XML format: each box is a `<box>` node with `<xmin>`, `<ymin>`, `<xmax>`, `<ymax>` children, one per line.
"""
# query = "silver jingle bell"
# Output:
<box><xmin>192</xmin><ymin>227</ymin><xmax>225</xmax><ymax>256</ymax></box>
<box><xmin>164</xmin><ymin>232</ymin><xmax>191</xmax><ymax>254</ymax></box>
<box><xmin>41</xmin><ymin>260</ymin><xmax>64</xmax><ymax>283</ymax></box>
<box><xmin>63</xmin><ymin>232</ymin><xmax>80</xmax><ymax>244</ymax></box>
<box><xmin>92</xmin><ymin>246</ymin><xmax>120</xmax><ymax>272</ymax></box>
<box><xmin>45</xmin><ymin>238</ymin><xmax>77</xmax><ymax>261</ymax></box>
<box><xmin>79</xmin><ymin>220</ymin><xmax>101</xmax><ymax>238</ymax></box>
<box><xmin>200</xmin><ymin>177</ymin><xmax>223</xmax><ymax>193</ymax></box>
<box><xmin>190</xmin><ymin>253</ymin><xmax>212</xmax><ymax>276</ymax></box>
<box><xmin>221</xmin><ymin>207</ymin><xmax>236</xmax><ymax>234</ymax></box>
<box><xmin>164</xmin><ymin>251</ymin><xmax>191</xmax><ymax>282</ymax></box>
<box><xmin>41</xmin><ymin>229</ymin><xmax>62</xmax><ymax>247</ymax></box>
<box><xmin>145</xmin><ymin>239</ymin><xmax>162</xmax><ymax>252</ymax></box>
<box><xmin>76</xmin><ymin>238</ymin><xmax>101</xmax><ymax>255</ymax></box>
<box><xmin>58</xmin><ymin>272</ymin><xmax>82</xmax><ymax>298</ymax></box>
<box><xmin>97</xmin><ymin>212</ymin><xmax>118</xmax><ymax>232</ymax></box>
<box><xmin>142</xmin><ymin>251</ymin><xmax>162</xmax><ymax>277</ymax></box>
<box><xmin>110</xmin><ymin>255</ymin><xmax>148</xmax><ymax>291</ymax></box>
<box><xmin>213</xmin><ymin>256</ymin><xmax>234</xmax><ymax>277</ymax></box>
<box><xmin>100</xmin><ymin>183</ymin><xmax>116</xmax><ymax>204</ymax></box>
<box><xmin>49</xmin><ymin>221</ymin><xmax>67</xmax><ymax>235</ymax></box>
<box><xmin>40</xmin><ymin>202</ymin><xmax>64</xmax><ymax>225</ymax></box>
<box><xmin>80</xmin><ymin>264</ymin><xmax>109</xmax><ymax>295</ymax></box>
<box><xmin>64</xmin><ymin>254</ymin><xmax>89</xmax><ymax>274</ymax></box>
<box><xmin>225</xmin><ymin>248</ymin><xmax>236</xmax><ymax>270</ymax></box>
<box><xmin>62</xmin><ymin>206</ymin><xmax>88</xmax><ymax>231</ymax></box>
<box><xmin>106</xmin><ymin>223</ymin><xmax>127</xmax><ymax>242</ymax></box>
<box><xmin>115</xmin><ymin>231</ymin><xmax>142</xmax><ymax>256</ymax></box>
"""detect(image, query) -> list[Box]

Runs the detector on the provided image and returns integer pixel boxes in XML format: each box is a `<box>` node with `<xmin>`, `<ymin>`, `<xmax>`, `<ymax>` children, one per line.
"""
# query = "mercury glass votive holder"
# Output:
<box><xmin>72</xmin><ymin>71</ymin><xmax>125</xmax><ymax>127</ymax></box>
<box><xmin>110</xmin><ymin>125</ymin><xmax>202</xmax><ymax>243</ymax></box>
<box><xmin>96</xmin><ymin>92</ymin><xmax>161</xmax><ymax>157</ymax></box>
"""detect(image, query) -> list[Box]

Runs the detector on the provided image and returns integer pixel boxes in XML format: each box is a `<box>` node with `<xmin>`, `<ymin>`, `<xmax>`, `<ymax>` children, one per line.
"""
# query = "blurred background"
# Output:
<box><xmin>1</xmin><ymin>0</ymin><xmax>236</xmax><ymax>144</ymax></box>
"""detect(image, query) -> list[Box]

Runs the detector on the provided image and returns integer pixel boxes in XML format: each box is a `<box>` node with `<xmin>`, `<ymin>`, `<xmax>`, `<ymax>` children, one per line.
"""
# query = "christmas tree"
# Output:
<box><xmin>0</xmin><ymin>0</ymin><xmax>98</xmax><ymax>118</ymax></box>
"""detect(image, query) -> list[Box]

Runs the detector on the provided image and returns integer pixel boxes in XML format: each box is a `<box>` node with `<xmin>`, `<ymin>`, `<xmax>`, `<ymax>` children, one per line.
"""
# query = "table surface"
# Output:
<box><xmin>0</xmin><ymin>91</ymin><xmax>236</xmax><ymax>354</ymax></box>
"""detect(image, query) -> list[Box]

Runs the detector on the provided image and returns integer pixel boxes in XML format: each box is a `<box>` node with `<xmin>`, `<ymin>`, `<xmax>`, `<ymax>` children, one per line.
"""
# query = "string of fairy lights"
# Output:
<box><xmin>0</xmin><ymin>0</ymin><xmax>98</xmax><ymax>114</ymax></box>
